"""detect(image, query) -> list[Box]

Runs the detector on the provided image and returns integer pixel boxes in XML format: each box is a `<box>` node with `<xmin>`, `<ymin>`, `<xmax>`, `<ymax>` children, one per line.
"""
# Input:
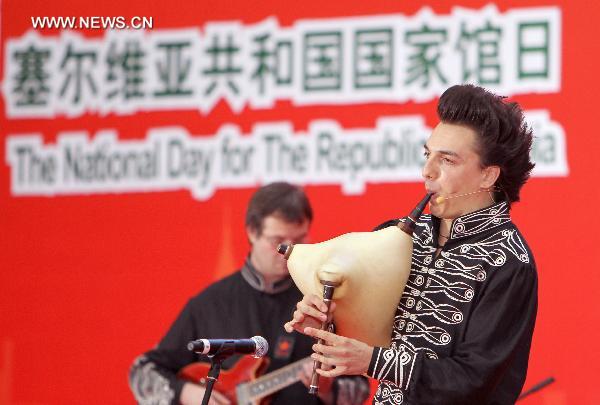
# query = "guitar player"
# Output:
<box><xmin>129</xmin><ymin>182</ymin><xmax>370</xmax><ymax>405</ymax></box>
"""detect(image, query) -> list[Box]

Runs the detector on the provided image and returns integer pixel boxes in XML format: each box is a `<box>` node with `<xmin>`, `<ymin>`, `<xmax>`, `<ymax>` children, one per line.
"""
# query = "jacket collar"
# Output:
<box><xmin>240</xmin><ymin>256</ymin><xmax>293</xmax><ymax>294</ymax></box>
<box><xmin>432</xmin><ymin>201</ymin><xmax>511</xmax><ymax>244</ymax></box>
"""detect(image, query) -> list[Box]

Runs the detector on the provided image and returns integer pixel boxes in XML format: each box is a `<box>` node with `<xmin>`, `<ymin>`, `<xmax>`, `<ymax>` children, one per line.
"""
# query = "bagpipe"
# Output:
<box><xmin>278</xmin><ymin>193</ymin><xmax>432</xmax><ymax>393</ymax></box>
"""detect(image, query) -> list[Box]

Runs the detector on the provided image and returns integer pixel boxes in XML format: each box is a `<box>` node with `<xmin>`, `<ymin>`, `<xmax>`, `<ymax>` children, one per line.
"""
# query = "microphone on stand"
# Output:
<box><xmin>187</xmin><ymin>336</ymin><xmax>269</xmax><ymax>358</ymax></box>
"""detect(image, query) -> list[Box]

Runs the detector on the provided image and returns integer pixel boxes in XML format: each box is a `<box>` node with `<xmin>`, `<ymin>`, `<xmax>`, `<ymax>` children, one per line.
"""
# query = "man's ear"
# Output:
<box><xmin>246</xmin><ymin>226</ymin><xmax>259</xmax><ymax>244</ymax></box>
<box><xmin>481</xmin><ymin>165</ymin><xmax>500</xmax><ymax>189</ymax></box>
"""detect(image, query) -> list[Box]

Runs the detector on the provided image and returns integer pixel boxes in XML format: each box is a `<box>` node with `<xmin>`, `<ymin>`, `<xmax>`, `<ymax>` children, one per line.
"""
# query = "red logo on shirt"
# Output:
<box><xmin>273</xmin><ymin>335</ymin><xmax>295</xmax><ymax>360</ymax></box>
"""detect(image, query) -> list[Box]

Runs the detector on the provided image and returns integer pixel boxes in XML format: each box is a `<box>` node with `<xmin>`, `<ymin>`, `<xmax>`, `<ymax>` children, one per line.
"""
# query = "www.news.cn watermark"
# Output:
<box><xmin>31</xmin><ymin>16</ymin><xmax>153</xmax><ymax>30</ymax></box>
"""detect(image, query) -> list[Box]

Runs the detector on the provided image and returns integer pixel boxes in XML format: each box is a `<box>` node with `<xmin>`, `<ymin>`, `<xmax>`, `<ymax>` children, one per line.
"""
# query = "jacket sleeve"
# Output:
<box><xmin>129</xmin><ymin>299</ymin><xmax>200</xmax><ymax>405</ymax></box>
<box><xmin>367</xmin><ymin>260</ymin><xmax>537</xmax><ymax>404</ymax></box>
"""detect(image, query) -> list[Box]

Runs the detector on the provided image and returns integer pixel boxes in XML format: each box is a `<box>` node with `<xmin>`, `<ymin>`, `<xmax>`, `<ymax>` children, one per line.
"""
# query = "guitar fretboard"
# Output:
<box><xmin>245</xmin><ymin>358</ymin><xmax>312</xmax><ymax>399</ymax></box>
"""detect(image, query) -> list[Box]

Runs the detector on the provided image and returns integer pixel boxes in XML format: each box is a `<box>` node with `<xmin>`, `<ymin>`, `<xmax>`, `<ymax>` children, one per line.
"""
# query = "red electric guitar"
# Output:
<box><xmin>178</xmin><ymin>356</ymin><xmax>312</xmax><ymax>405</ymax></box>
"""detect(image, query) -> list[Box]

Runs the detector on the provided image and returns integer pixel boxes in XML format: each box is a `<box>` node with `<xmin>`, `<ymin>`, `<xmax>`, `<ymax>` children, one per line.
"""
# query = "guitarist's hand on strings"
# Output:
<box><xmin>180</xmin><ymin>382</ymin><xmax>231</xmax><ymax>405</ymax></box>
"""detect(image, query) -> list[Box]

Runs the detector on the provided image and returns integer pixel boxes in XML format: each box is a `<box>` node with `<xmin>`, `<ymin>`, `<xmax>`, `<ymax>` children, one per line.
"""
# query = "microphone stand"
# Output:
<box><xmin>201</xmin><ymin>342</ymin><xmax>235</xmax><ymax>405</ymax></box>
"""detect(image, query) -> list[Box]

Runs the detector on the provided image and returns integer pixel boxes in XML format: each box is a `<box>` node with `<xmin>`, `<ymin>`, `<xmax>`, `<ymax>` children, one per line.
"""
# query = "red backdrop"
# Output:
<box><xmin>1</xmin><ymin>1</ymin><xmax>598</xmax><ymax>404</ymax></box>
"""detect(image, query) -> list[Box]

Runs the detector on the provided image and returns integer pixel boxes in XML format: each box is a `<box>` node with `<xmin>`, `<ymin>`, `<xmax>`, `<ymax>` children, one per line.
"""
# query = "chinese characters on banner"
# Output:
<box><xmin>3</xmin><ymin>5</ymin><xmax>567</xmax><ymax>200</ymax></box>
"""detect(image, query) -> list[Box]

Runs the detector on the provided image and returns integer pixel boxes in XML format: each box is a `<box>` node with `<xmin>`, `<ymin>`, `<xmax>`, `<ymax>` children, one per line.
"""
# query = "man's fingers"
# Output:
<box><xmin>304</xmin><ymin>294</ymin><xmax>329</xmax><ymax>313</ymax></box>
<box><xmin>285</xmin><ymin>294</ymin><xmax>335</xmax><ymax>335</ymax></box>
<box><xmin>284</xmin><ymin>308</ymin><xmax>308</xmax><ymax>333</ymax></box>
<box><xmin>284</xmin><ymin>321</ymin><xmax>295</xmax><ymax>333</ymax></box>
<box><xmin>297</xmin><ymin>300</ymin><xmax>327</xmax><ymax>322</ymax></box>
<box><xmin>304</xmin><ymin>327</ymin><xmax>339</xmax><ymax>344</ymax></box>
<box><xmin>311</xmin><ymin>352</ymin><xmax>335</xmax><ymax>366</ymax></box>
<box><xmin>316</xmin><ymin>367</ymin><xmax>344</xmax><ymax>378</ymax></box>
<box><xmin>309</xmin><ymin>354</ymin><xmax>345</xmax><ymax>378</ymax></box>
<box><xmin>293</xmin><ymin>309</ymin><xmax>306</xmax><ymax>322</ymax></box>
<box><xmin>312</xmin><ymin>342</ymin><xmax>342</xmax><ymax>356</ymax></box>
<box><xmin>284</xmin><ymin>318</ymin><xmax>303</xmax><ymax>333</ymax></box>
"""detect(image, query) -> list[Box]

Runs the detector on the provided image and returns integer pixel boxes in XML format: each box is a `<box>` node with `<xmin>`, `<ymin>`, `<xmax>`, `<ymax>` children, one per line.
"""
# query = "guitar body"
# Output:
<box><xmin>178</xmin><ymin>356</ymin><xmax>271</xmax><ymax>404</ymax></box>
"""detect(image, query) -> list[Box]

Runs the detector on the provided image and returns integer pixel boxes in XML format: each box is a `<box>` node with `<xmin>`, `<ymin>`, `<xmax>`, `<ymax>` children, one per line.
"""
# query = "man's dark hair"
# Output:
<box><xmin>437</xmin><ymin>84</ymin><xmax>535</xmax><ymax>204</ymax></box>
<box><xmin>245</xmin><ymin>182</ymin><xmax>313</xmax><ymax>235</ymax></box>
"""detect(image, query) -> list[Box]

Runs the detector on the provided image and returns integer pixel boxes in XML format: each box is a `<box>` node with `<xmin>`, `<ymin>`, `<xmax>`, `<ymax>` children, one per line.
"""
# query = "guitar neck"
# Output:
<box><xmin>240</xmin><ymin>357</ymin><xmax>312</xmax><ymax>401</ymax></box>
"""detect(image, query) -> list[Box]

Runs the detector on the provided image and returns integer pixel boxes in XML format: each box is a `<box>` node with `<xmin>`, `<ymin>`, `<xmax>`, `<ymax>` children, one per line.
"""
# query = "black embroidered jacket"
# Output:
<box><xmin>367</xmin><ymin>202</ymin><xmax>538</xmax><ymax>405</ymax></box>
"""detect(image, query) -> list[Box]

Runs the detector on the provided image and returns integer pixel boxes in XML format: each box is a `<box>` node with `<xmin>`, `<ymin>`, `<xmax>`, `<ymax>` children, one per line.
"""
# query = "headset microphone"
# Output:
<box><xmin>434</xmin><ymin>188</ymin><xmax>499</xmax><ymax>204</ymax></box>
